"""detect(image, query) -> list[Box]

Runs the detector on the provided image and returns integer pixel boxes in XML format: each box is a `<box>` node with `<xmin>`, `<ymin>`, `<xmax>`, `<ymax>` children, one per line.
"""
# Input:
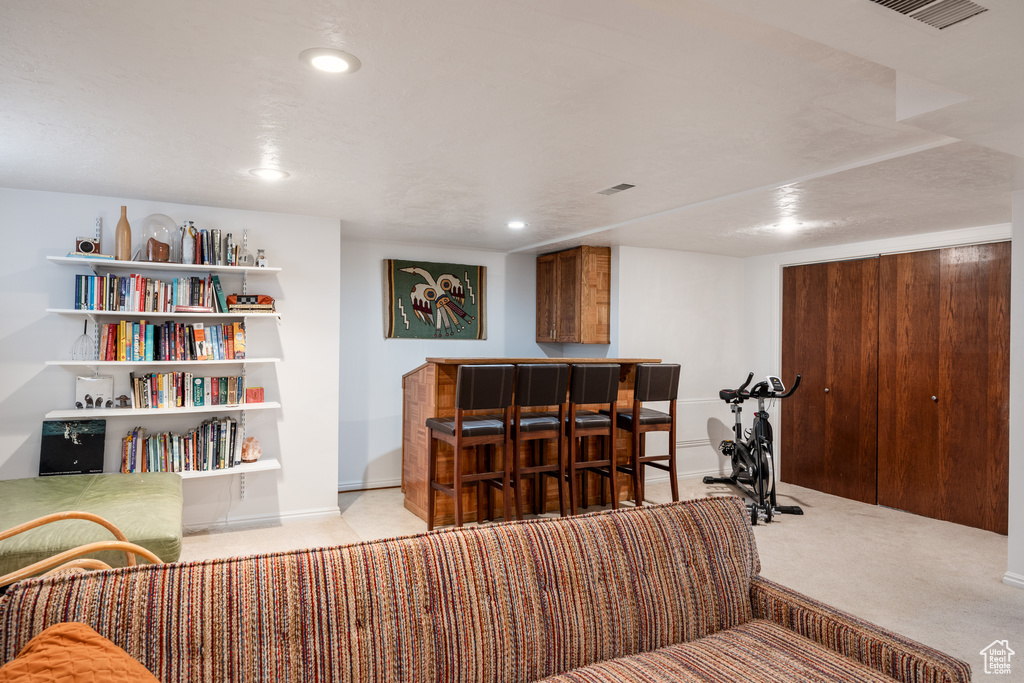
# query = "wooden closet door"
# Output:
<box><xmin>782</xmin><ymin>258</ymin><xmax>878</xmax><ymax>504</ymax></box>
<box><xmin>878</xmin><ymin>243</ymin><xmax>1009</xmax><ymax>534</ymax></box>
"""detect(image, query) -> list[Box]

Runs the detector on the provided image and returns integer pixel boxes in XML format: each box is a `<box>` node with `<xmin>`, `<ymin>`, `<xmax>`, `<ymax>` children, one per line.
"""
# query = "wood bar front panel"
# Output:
<box><xmin>782</xmin><ymin>258</ymin><xmax>878</xmax><ymax>504</ymax></box>
<box><xmin>878</xmin><ymin>244</ymin><xmax>1010</xmax><ymax>534</ymax></box>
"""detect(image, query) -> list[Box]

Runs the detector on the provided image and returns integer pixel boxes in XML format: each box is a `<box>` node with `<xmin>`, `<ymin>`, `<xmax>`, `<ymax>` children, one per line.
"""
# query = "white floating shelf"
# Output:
<box><xmin>45</xmin><ymin>358</ymin><xmax>280</xmax><ymax>368</ymax></box>
<box><xmin>177</xmin><ymin>457</ymin><xmax>281</xmax><ymax>480</ymax></box>
<box><xmin>48</xmin><ymin>256</ymin><xmax>281</xmax><ymax>274</ymax></box>
<box><xmin>47</xmin><ymin>308</ymin><xmax>280</xmax><ymax>320</ymax></box>
<box><xmin>45</xmin><ymin>401</ymin><xmax>281</xmax><ymax>419</ymax></box>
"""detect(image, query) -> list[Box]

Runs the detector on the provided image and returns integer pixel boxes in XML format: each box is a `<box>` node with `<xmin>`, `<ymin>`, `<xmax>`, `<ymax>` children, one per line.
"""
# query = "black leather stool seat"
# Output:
<box><xmin>425</xmin><ymin>414</ymin><xmax>507</xmax><ymax>437</ymax></box>
<box><xmin>516</xmin><ymin>411</ymin><xmax>561</xmax><ymax>433</ymax></box>
<box><xmin>604</xmin><ymin>407</ymin><xmax>673</xmax><ymax>428</ymax></box>
<box><xmin>571</xmin><ymin>410</ymin><xmax>613</xmax><ymax>429</ymax></box>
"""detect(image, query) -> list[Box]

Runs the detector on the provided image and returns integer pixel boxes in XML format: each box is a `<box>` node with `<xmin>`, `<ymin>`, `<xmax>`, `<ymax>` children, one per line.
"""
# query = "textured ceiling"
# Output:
<box><xmin>0</xmin><ymin>0</ymin><xmax>1018</xmax><ymax>255</ymax></box>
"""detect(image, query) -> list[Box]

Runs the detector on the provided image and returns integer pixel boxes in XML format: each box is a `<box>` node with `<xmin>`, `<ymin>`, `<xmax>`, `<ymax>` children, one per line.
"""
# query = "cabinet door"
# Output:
<box><xmin>536</xmin><ymin>254</ymin><xmax>557</xmax><ymax>342</ymax></box>
<box><xmin>782</xmin><ymin>258</ymin><xmax>878</xmax><ymax>504</ymax></box>
<box><xmin>555</xmin><ymin>249</ymin><xmax>582</xmax><ymax>343</ymax></box>
<box><xmin>878</xmin><ymin>244</ymin><xmax>1009</xmax><ymax>533</ymax></box>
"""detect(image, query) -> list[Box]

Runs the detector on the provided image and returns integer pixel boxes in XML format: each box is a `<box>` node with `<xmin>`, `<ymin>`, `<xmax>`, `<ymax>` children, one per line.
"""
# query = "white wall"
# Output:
<box><xmin>740</xmin><ymin>222</ymin><xmax>1019</xmax><ymax>587</ymax></box>
<box><xmin>616</xmin><ymin>246</ymin><xmax>747</xmax><ymax>479</ymax></box>
<box><xmin>1007</xmin><ymin>191</ymin><xmax>1024</xmax><ymax>589</ymax></box>
<box><xmin>0</xmin><ymin>187</ymin><xmax>341</xmax><ymax>529</ymax></box>
<box><xmin>337</xmin><ymin>238</ymin><xmax>544</xmax><ymax>491</ymax></box>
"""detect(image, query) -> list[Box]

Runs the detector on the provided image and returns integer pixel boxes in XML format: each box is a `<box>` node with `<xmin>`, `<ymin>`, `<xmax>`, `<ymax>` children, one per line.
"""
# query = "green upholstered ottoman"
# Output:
<box><xmin>0</xmin><ymin>473</ymin><xmax>182</xmax><ymax>576</ymax></box>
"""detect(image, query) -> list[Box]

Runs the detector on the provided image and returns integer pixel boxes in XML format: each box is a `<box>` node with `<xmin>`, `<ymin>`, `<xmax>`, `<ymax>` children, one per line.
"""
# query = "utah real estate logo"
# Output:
<box><xmin>980</xmin><ymin>640</ymin><xmax>1014</xmax><ymax>675</ymax></box>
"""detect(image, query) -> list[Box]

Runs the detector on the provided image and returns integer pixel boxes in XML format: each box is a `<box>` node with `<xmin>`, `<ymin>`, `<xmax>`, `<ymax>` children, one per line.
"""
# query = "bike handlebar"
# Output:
<box><xmin>721</xmin><ymin>372</ymin><xmax>800</xmax><ymax>403</ymax></box>
<box><xmin>778</xmin><ymin>374</ymin><xmax>801</xmax><ymax>398</ymax></box>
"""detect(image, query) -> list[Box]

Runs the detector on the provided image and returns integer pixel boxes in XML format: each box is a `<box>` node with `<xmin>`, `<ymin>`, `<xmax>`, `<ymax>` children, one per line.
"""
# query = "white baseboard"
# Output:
<box><xmin>1003</xmin><ymin>571</ymin><xmax>1024</xmax><ymax>590</ymax></box>
<box><xmin>337</xmin><ymin>477</ymin><xmax>402</xmax><ymax>492</ymax></box>
<box><xmin>184</xmin><ymin>505</ymin><xmax>341</xmax><ymax>534</ymax></box>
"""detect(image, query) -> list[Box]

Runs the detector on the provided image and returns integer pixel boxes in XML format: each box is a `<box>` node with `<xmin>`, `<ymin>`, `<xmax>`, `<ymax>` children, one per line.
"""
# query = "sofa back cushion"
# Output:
<box><xmin>0</xmin><ymin>497</ymin><xmax>759</xmax><ymax>683</ymax></box>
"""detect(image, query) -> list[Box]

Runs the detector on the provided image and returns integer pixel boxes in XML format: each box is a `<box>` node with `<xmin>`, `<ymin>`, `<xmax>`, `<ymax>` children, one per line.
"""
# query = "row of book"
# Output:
<box><xmin>119</xmin><ymin>418</ymin><xmax>240</xmax><ymax>473</ymax></box>
<box><xmin>73</xmin><ymin>273</ymin><xmax>229</xmax><ymax>313</ymax></box>
<box><xmin>129</xmin><ymin>372</ymin><xmax>248</xmax><ymax>410</ymax></box>
<box><xmin>100</xmin><ymin>321</ymin><xmax>245</xmax><ymax>362</ymax></box>
<box><xmin>191</xmin><ymin>228</ymin><xmax>239</xmax><ymax>267</ymax></box>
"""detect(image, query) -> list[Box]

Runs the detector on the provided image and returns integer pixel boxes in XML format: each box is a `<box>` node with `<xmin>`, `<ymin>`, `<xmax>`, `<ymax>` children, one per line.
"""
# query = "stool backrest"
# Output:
<box><xmin>455</xmin><ymin>364</ymin><xmax>515</xmax><ymax>410</ymax></box>
<box><xmin>514</xmin><ymin>364</ymin><xmax>570</xmax><ymax>407</ymax></box>
<box><xmin>569</xmin><ymin>364</ymin><xmax>620</xmax><ymax>405</ymax></box>
<box><xmin>634</xmin><ymin>363</ymin><xmax>681</xmax><ymax>403</ymax></box>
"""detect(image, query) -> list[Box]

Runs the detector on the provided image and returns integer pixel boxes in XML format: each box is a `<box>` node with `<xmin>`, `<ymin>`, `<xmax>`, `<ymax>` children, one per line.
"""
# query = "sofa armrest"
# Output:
<box><xmin>750</xmin><ymin>576</ymin><xmax>970</xmax><ymax>683</ymax></box>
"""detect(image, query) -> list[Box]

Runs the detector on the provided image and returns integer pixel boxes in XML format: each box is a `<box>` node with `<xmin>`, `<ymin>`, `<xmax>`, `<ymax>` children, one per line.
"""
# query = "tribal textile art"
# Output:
<box><xmin>383</xmin><ymin>259</ymin><xmax>487</xmax><ymax>339</ymax></box>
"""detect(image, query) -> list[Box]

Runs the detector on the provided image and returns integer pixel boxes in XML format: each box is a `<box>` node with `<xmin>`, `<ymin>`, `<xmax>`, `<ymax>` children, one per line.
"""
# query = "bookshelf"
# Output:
<box><xmin>46</xmin><ymin>254</ymin><xmax>282</xmax><ymax>484</ymax></box>
<box><xmin>48</xmin><ymin>308</ymin><xmax>280</xmax><ymax>320</ymax></box>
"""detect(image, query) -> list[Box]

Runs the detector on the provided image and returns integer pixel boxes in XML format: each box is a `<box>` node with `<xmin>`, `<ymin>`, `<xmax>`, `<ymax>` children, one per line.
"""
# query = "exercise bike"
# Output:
<box><xmin>703</xmin><ymin>372</ymin><xmax>802</xmax><ymax>525</ymax></box>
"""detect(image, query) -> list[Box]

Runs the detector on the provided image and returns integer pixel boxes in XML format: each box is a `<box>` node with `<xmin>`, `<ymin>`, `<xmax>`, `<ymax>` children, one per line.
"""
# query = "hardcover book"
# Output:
<box><xmin>40</xmin><ymin>420</ymin><xmax>106</xmax><ymax>476</ymax></box>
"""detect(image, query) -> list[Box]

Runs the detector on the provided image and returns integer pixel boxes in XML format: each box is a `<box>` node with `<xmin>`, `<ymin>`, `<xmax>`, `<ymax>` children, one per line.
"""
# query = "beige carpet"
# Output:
<box><xmin>180</xmin><ymin>478</ymin><xmax>1024</xmax><ymax>681</ymax></box>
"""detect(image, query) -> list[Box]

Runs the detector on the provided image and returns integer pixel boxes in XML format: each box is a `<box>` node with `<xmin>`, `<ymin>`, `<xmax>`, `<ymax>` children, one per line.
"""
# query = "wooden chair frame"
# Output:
<box><xmin>511</xmin><ymin>402</ymin><xmax>569</xmax><ymax>519</ymax></box>
<box><xmin>0</xmin><ymin>511</ymin><xmax>162</xmax><ymax>588</ymax></box>
<box><xmin>427</xmin><ymin>406</ymin><xmax>514</xmax><ymax>530</ymax></box>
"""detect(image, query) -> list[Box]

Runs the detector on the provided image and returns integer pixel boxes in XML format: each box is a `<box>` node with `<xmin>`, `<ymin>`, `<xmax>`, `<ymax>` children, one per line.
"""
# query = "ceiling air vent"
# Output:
<box><xmin>868</xmin><ymin>0</ymin><xmax>988</xmax><ymax>29</ymax></box>
<box><xmin>597</xmin><ymin>183</ymin><xmax>636</xmax><ymax>196</ymax></box>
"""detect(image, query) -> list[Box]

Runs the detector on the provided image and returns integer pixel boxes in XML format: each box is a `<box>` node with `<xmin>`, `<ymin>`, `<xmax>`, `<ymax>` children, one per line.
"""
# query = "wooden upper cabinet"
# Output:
<box><xmin>536</xmin><ymin>246</ymin><xmax>610</xmax><ymax>344</ymax></box>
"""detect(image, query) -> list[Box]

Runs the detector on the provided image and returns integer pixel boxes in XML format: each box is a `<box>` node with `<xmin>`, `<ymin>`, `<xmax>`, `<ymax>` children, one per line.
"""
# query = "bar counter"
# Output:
<box><xmin>401</xmin><ymin>357</ymin><xmax>659</xmax><ymax>524</ymax></box>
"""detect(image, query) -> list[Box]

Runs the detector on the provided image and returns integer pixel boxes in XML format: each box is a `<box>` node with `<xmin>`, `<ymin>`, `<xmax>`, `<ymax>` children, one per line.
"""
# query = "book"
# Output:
<box><xmin>245</xmin><ymin>387</ymin><xmax>264</xmax><ymax>403</ymax></box>
<box><xmin>193</xmin><ymin>323</ymin><xmax>207</xmax><ymax>360</ymax></box>
<box><xmin>233</xmin><ymin>322</ymin><xmax>245</xmax><ymax>359</ymax></box>
<box><xmin>210</xmin><ymin>275</ymin><xmax>228</xmax><ymax>313</ymax></box>
<box><xmin>64</xmin><ymin>252</ymin><xmax>115</xmax><ymax>260</ymax></box>
<box><xmin>40</xmin><ymin>420</ymin><xmax>105</xmax><ymax>476</ymax></box>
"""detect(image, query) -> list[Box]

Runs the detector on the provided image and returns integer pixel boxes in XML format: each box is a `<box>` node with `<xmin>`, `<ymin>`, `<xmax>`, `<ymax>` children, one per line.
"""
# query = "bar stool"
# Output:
<box><xmin>565</xmin><ymin>363</ymin><xmax>621</xmax><ymax>516</ymax></box>
<box><xmin>613</xmin><ymin>363</ymin><xmax>681</xmax><ymax>506</ymax></box>
<box><xmin>425</xmin><ymin>364</ymin><xmax>515</xmax><ymax>531</ymax></box>
<box><xmin>511</xmin><ymin>363</ymin><xmax>570</xmax><ymax>519</ymax></box>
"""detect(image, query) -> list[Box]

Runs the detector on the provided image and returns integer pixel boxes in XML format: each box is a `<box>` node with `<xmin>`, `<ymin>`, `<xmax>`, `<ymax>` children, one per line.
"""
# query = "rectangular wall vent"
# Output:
<box><xmin>597</xmin><ymin>183</ymin><xmax>636</xmax><ymax>196</ymax></box>
<box><xmin>868</xmin><ymin>0</ymin><xmax>987</xmax><ymax>29</ymax></box>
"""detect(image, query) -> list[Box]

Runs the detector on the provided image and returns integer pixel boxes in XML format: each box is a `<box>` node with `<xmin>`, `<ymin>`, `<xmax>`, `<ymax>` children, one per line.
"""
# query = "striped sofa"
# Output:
<box><xmin>0</xmin><ymin>497</ymin><xmax>969</xmax><ymax>682</ymax></box>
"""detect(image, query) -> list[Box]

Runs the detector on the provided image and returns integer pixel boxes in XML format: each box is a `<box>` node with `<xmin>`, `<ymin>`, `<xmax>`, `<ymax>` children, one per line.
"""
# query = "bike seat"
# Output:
<box><xmin>719</xmin><ymin>389</ymin><xmax>742</xmax><ymax>403</ymax></box>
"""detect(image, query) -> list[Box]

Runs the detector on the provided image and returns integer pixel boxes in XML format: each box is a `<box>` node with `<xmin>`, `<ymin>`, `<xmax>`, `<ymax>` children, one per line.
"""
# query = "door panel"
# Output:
<box><xmin>536</xmin><ymin>255</ymin><xmax>556</xmax><ymax>342</ymax></box>
<box><xmin>782</xmin><ymin>258</ymin><xmax>878</xmax><ymax>504</ymax></box>
<box><xmin>880</xmin><ymin>244</ymin><xmax>1009</xmax><ymax>533</ymax></box>
<box><xmin>555</xmin><ymin>249</ymin><xmax>581</xmax><ymax>342</ymax></box>
<box><xmin>877</xmin><ymin>250</ymin><xmax>941</xmax><ymax>517</ymax></box>
<box><xmin>782</xmin><ymin>263</ymin><xmax>828</xmax><ymax>493</ymax></box>
<box><xmin>823</xmin><ymin>258</ymin><xmax>878</xmax><ymax>504</ymax></box>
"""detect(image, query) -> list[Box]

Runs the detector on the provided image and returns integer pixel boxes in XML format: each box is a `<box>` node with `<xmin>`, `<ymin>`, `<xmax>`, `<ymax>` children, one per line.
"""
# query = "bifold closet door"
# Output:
<box><xmin>878</xmin><ymin>243</ymin><xmax>1009</xmax><ymax>534</ymax></box>
<box><xmin>781</xmin><ymin>258</ymin><xmax>878</xmax><ymax>504</ymax></box>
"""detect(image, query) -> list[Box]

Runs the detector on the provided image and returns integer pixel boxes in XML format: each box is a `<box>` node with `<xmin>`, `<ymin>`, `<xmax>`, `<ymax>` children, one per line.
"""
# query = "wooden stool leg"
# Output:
<box><xmin>427</xmin><ymin>435</ymin><xmax>438</xmax><ymax>531</ymax></box>
<box><xmin>533</xmin><ymin>441</ymin><xmax>543</xmax><ymax>515</ymax></box>
<box><xmin>639</xmin><ymin>434</ymin><xmax>648</xmax><ymax>504</ymax></box>
<box><xmin>569</xmin><ymin>436</ymin><xmax>579</xmax><ymax>516</ymax></box>
<box><xmin>668</xmin><ymin>430</ymin><xmax>679</xmax><ymax>502</ymax></box>
<box><xmin>609</xmin><ymin>431</ymin><xmax>619</xmax><ymax>510</ymax></box>
<box><xmin>599</xmin><ymin>434</ymin><xmax>607</xmax><ymax>507</ymax></box>
<box><xmin>501</xmin><ymin>435</ymin><xmax>512</xmax><ymax>522</ymax></box>
<box><xmin>453</xmin><ymin>439</ymin><xmax>464</xmax><ymax>527</ymax></box>
<box><xmin>580</xmin><ymin>436</ymin><xmax>589</xmax><ymax>510</ymax></box>
<box><xmin>476</xmin><ymin>445</ymin><xmax>486</xmax><ymax>523</ymax></box>
<box><xmin>632</xmin><ymin>427</ymin><xmax>643</xmax><ymax>507</ymax></box>
<box><xmin>556</xmin><ymin>432</ymin><xmax>568</xmax><ymax>517</ymax></box>
<box><xmin>512</xmin><ymin>433</ymin><xmax>525</xmax><ymax>521</ymax></box>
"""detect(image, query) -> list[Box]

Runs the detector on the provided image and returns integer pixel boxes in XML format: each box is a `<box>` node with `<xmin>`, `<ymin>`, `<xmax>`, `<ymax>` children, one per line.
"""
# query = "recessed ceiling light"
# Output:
<box><xmin>507</xmin><ymin>220</ymin><xmax>528</xmax><ymax>229</ymax></box>
<box><xmin>299</xmin><ymin>48</ymin><xmax>361</xmax><ymax>74</ymax></box>
<box><xmin>250</xmin><ymin>168</ymin><xmax>290</xmax><ymax>181</ymax></box>
<box><xmin>775</xmin><ymin>217</ymin><xmax>802</xmax><ymax>234</ymax></box>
